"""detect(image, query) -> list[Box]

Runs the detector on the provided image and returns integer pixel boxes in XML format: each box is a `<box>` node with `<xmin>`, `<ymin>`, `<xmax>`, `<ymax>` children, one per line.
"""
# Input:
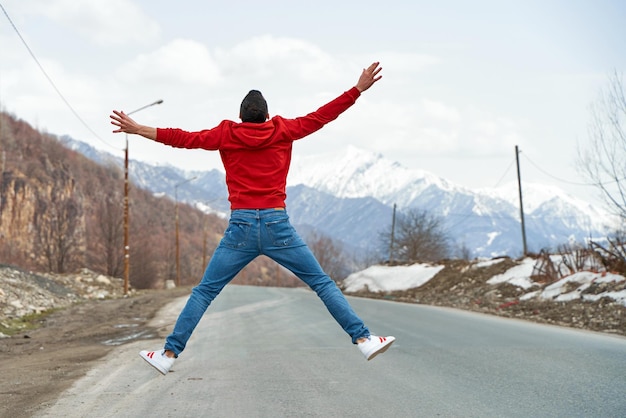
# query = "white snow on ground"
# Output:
<box><xmin>540</xmin><ymin>271</ymin><xmax>626</xmax><ymax>304</ymax></box>
<box><xmin>344</xmin><ymin>259</ymin><xmax>626</xmax><ymax>307</ymax></box>
<box><xmin>474</xmin><ymin>258</ymin><xmax>506</xmax><ymax>268</ymax></box>
<box><xmin>486</xmin><ymin>258</ymin><xmax>536</xmax><ymax>290</ymax></box>
<box><xmin>343</xmin><ymin>264</ymin><xmax>445</xmax><ymax>293</ymax></box>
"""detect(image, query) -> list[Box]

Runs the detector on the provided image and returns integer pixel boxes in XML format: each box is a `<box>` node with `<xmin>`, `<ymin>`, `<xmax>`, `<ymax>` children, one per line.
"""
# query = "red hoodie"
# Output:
<box><xmin>156</xmin><ymin>87</ymin><xmax>361</xmax><ymax>209</ymax></box>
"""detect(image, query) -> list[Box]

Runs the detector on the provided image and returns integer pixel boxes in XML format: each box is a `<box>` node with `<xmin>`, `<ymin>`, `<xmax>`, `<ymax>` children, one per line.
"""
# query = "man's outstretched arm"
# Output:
<box><xmin>281</xmin><ymin>61</ymin><xmax>383</xmax><ymax>139</ymax></box>
<box><xmin>110</xmin><ymin>110</ymin><xmax>157</xmax><ymax>140</ymax></box>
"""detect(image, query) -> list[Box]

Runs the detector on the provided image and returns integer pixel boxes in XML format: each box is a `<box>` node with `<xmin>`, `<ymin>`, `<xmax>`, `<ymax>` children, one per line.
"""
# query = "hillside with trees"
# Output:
<box><xmin>0</xmin><ymin>111</ymin><xmax>301</xmax><ymax>289</ymax></box>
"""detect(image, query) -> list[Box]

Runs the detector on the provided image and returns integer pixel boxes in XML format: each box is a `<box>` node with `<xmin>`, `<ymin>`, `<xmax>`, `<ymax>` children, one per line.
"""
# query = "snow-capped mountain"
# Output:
<box><xmin>289</xmin><ymin>146</ymin><xmax>607</xmax><ymax>226</ymax></box>
<box><xmin>61</xmin><ymin>137</ymin><xmax>617</xmax><ymax>260</ymax></box>
<box><xmin>288</xmin><ymin>145</ymin><xmax>458</xmax><ymax>206</ymax></box>
<box><xmin>61</xmin><ymin>135</ymin><xmax>230</xmax><ymax>213</ymax></box>
<box><xmin>288</xmin><ymin>146</ymin><xmax>616</xmax><ymax>256</ymax></box>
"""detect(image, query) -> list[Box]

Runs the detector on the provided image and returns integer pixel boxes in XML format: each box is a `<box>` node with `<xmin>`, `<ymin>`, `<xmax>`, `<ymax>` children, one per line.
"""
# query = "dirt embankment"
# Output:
<box><xmin>0</xmin><ymin>265</ymin><xmax>192</xmax><ymax>418</ymax></box>
<box><xmin>346</xmin><ymin>258</ymin><xmax>626</xmax><ymax>336</ymax></box>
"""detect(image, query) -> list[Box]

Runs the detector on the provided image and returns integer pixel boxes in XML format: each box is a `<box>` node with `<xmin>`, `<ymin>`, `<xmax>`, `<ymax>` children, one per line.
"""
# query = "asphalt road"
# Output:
<box><xmin>35</xmin><ymin>286</ymin><xmax>626</xmax><ymax>417</ymax></box>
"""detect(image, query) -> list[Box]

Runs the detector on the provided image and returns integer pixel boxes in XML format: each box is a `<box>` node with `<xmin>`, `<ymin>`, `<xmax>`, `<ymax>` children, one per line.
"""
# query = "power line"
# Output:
<box><xmin>492</xmin><ymin>157</ymin><xmax>516</xmax><ymax>188</ymax></box>
<box><xmin>523</xmin><ymin>151</ymin><xmax>626</xmax><ymax>186</ymax></box>
<box><xmin>519</xmin><ymin>152</ymin><xmax>595</xmax><ymax>187</ymax></box>
<box><xmin>441</xmin><ymin>210</ymin><xmax>594</xmax><ymax>222</ymax></box>
<box><xmin>0</xmin><ymin>3</ymin><xmax>120</xmax><ymax>151</ymax></box>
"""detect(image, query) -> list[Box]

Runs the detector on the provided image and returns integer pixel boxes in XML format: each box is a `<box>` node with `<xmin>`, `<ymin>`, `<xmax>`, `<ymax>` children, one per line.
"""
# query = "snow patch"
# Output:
<box><xmin>343</xmin><ymin>263</ymin><xmax>444</xmax><ymax>292</ymax></box>
<box><xmin>486</xmin><ymin>258</ymin><xmax>536</xmax><ymax>289</ymax></box>
<box><xmin>343</xmin><ymin>259</ymin><xmax>626</xmax><ymax>307</ymax></box>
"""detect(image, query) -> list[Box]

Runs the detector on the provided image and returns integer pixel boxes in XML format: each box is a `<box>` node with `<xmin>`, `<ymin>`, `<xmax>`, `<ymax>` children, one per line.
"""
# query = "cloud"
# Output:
<box><xmin>421</xmin><ymin>99</ymin><xmax>461</xmax><ymax>123</ymax></box>
<box><xmin>375</xmin><ymin>51</ymin><xmax>441</xmax><ymax>72</ymax></box>
<box><xmin>215</xmin><ymin>35</ymin><xmax>341</xmax><ymax>83</ymax></box>
<box><xmin>7</xmin><ymin>60</ymin><xmax>100</xmax><ymax>108</ymax></box>
<box><xmin>6</xmin><ymin>0</ymin><xmax>160</xmax><ymax>46</ymax></box>
<box><xmin>331</xmin><ymin>96</ymin><xmax>525</xmax><ymax>161</ymax></box>
<box><xmin>116</xmin><ymin>39</ymin><xmax>221</xmax><ymax>86</ymax></box>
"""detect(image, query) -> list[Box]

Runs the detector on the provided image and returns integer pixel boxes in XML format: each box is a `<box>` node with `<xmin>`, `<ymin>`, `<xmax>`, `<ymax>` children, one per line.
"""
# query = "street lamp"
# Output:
<box><xmin>175</xmin><ymin>176</ymin><xmax>197</xmax><ymax>287</ymax></box>
<box><xmin>123</xmin><ymin>99</ymin><xmax>163</xmax><ymax>295</ymax></box>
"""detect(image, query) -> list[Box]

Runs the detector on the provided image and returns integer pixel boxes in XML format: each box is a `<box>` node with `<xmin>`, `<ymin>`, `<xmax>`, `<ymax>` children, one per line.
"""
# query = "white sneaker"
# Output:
<box><xmin>358</xmin><ymin>335</ymin><xmax>396</xmax><ymax>360</ymax></box>
<box><xmin>139</xmin><ymin>349</ymin><xmax>175</xmax><ymax>374</ymax></box>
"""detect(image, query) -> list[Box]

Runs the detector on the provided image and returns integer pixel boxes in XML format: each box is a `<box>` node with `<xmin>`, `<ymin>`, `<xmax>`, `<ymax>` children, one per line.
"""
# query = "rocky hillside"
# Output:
<box><xmin>0</xmin><ymin>111</ymin><xmax>223</xmax><ymax>286</ymax></box>
<box><xmin>0</xmin><ymin>265</ymin><xmax>125</xmax><ymax>337</ymax></box>
<box><xmin>0</xmin><ymin>112</ymin><xmax>304</xmax><ymax>290</ymax></box>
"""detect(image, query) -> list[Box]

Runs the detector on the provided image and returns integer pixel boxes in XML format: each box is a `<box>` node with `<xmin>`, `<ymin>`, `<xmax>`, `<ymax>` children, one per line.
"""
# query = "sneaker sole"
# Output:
<box><xmin>139</xmin><ymin>352</ymin><xmax>169</xmax><ymax>375</ymax></box>
<box><xmin>367</xmin><ymin>339</ymin><xmax>395</xmax><ymax>361</ymax></box>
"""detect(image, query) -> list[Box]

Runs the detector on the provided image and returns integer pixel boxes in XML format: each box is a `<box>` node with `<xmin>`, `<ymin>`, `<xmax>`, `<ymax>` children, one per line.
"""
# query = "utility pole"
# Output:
<box><xmin>123</xmin><ymin>142</ymin><xmax>129</xmax><ymax>294</ymax></box>
<box><xmin>515</xmin><ymin>145</ymin><xmax>528</xmax><ymax>256</ymax></box>
<box><xmin>123</xmin><ymin>99</ymin><xmax>163</xmax><ymax>295</ymax></box>
<box><xmin>175</xmin><ymin>196</ymin><xmax>180</xmax><ymax>286</ymax></box>
<box><xmin>175</xmin><ymin>176</ymin><xmax>197</xmax><ymax>287</ymax></box>
<box><xmin>388</xmin><ymin>203</ymin><xmax>397</xmax><ymax>263</ymax></box>
<box><xmin>202</xmin><ymin>216</ymin><xmax>208</xmax><ymax>268</ymax></box>
<box><xmin>1</xmin><ymin>152</ymin><xmax>4</xmax><ymax>215</ymax></box>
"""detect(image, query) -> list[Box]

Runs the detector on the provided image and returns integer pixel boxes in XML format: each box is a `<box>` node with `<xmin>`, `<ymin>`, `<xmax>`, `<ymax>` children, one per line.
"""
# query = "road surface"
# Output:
<box><xmin>35</xmin><ymin>286</ymin><xmax>626</xmax><ymax>417</ymax></box>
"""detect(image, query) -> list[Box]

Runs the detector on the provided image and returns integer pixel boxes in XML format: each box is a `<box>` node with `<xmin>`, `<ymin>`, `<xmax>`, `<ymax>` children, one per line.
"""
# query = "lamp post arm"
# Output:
<box><xmin>128</xmin><ymin>99</ymin><xmax>163</xmax><ymax>116</ymax></box>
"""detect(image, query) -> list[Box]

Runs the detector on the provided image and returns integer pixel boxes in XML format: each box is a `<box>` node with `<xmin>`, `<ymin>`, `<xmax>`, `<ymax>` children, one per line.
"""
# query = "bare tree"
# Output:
<box><xmin>93</xmin><ymin>197</ymin><xmax>124</xmax><ymax>277</ymax></box>
<box><xmin>306</xmin><ymin>231</ymin><xmax>350</xmax><ymax>280</ymax></box>
<box><xmin>35</xmin><ymin>189</ymin><xmax>83</xmax><ymax>273</ymax></box>
<box><xmin>589</xmin><ymin>230</ymin><xmax>626</xmax><ymax>275</ymax></box>
<box><xmin>128</xmin><ymin>206</ymin><xmax>162</xmax><ymax>289</ymax></box>
<box><xmin>578</xmin><ymin>71</ymin><xmax>626</xmax><ymax>219</ymax></box>
<box><xmin>381</xmin><ymin>208</ymin><xmax>450</xmax><ymax>263</ymax></box>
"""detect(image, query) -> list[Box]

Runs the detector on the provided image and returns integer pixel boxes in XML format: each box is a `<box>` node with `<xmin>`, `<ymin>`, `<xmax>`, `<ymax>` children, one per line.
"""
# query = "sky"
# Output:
<box><xmin>343</xmin><ymin>258</ymin><xmax>626</xmax><ymax>307</ymax></box>
<box><xmin>1</xmin><ymin>0</ymin><xmax>625</xmax><ymax>203</ymax></box>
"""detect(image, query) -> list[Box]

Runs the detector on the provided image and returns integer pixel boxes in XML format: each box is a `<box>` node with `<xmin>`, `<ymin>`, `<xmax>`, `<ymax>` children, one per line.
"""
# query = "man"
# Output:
<box><xmin>110</xmin><ymin>61</ymin><xmax>395</xmax><ymax>375</ymax></box>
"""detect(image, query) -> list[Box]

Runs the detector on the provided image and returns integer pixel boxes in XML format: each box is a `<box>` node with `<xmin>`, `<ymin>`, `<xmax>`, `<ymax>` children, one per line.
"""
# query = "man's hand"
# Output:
<box><xmin>110</xmin><ymin>110</ymin><xmax>157</xmax><ymax>140</ymax></box>
<box><xmin>355</xmin><ymin>62</ymin><xmax>382</xmax><ymax>93</ymax></box>
<box><xmin>110</xmin><ymin>110</ymin><xmax>141</xmax><ymax>134</ymax></box>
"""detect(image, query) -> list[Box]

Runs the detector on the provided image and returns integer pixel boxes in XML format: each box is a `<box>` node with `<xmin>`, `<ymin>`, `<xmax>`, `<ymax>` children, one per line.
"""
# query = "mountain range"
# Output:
<box><xmin>61</xmin><ymin>137</ymin><xmax>616</xmax><ymax>260</ymax></box>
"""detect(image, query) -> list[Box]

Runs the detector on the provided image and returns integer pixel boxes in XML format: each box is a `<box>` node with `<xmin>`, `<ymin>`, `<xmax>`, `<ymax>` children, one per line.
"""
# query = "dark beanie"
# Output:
<box><xmin>240</xmin><ymin>90</ymin><xmax>268</xmax><ymax>123</ymax></box>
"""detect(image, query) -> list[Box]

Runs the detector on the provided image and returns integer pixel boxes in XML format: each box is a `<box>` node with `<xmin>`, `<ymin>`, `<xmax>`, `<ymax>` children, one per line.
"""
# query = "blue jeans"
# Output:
<box><xmin>164</xmin><ymin>209</ymin><xmax>370</xmax><ymax>356</ymax></box>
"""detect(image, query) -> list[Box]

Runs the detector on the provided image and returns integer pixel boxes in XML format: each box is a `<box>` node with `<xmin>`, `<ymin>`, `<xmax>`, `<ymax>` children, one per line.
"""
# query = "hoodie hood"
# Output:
<box><xmin>229</xmin><ymin>118</ymin><xmax>286</xmax><ymax>149</ymax></box>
